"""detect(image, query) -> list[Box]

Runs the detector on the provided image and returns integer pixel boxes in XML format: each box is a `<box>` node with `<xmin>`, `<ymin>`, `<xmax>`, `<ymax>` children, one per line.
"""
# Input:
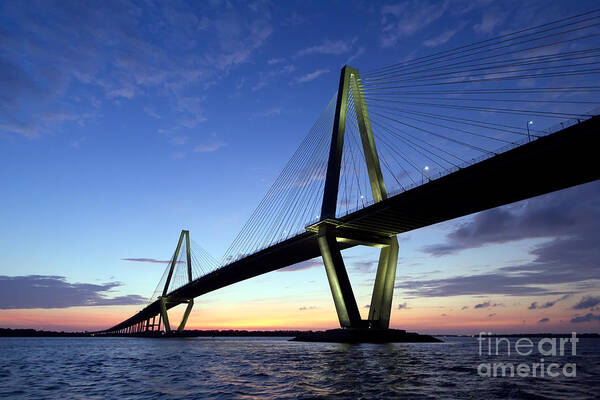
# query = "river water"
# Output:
<box><xmin>1</xmin><ymin>336</ymin><xmax>598</xmax><ymax>399</ymax></box>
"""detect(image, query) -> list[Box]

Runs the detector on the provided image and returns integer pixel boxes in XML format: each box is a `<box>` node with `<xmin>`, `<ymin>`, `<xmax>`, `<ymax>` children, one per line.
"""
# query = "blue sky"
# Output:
<box><xmin>1</xmin><ymin>0</ymin><xmax>599</xmax><ymax>332</ymax></box>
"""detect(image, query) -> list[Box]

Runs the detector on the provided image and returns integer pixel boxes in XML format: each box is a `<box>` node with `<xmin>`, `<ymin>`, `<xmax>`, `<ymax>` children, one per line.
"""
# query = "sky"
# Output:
<box><xmin>1</xmin><ymin>0</ymin><xmax>599</xmax><ymax>334</ymax></box>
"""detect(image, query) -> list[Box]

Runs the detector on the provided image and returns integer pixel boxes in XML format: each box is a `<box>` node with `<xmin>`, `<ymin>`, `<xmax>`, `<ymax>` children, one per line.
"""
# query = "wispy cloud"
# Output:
<box><xmin>252</xmin><ymin>64</ymin><xmax>296</xmax><ymax>91</ymax></box>
<box><xmin>267</xmin><ymin>57</ymin><xmax>285</xmax><ymax>65</ymax></box>
<box><xmin>193</xmin><ymin>141</ymin><xmax>227</xmax><ymax>153</ymax></box>
<box><xmin>121</xmin><ymin>258</ymin><xmax>171</xmax><ymax>264</ymax></box>
<box><xmin>528</xmin><ymin>294</ymin><xmax>570</xmax><ymax>310</ymax></box>
<box><xmin>0</xmin><ymin>2</ymin><xmax>272</xmax><ymax>138</ymax></box>
<box><xmin>143</xmin><ymin>106</ymin><xmax>162</xmax><ymax>119</ymax></box>
<box><xmin>279</xmin><ymin>259</ymin><xmax>322</xmax><ymax>272</ymax></box>
<box><xmin>397</xmin><ymin>183</ymin><xmax>600</xmax><ymax>298</ymax></box>
<box><xmin>295</xmin><ymin>40</ymin><xmax>352</xmax><ymax>57</ymax></box>
<box><xmin>474</xmin><ymin>10</ymin><xmax>508</xmax><ymax>35</ymax></box>
<box><xmin>423</xmin><ymin>23</ymin><xmax>466</xmax><ymax>47</ymax></box>
<box><xmin>295</xmin><ymin>69</ymin><xmax>329</xmax><ymax>84</ymax></box>
<box><xmin>475</xmin><ymin>301</ymin><xmax>491</xmax><ymax>309</ymax></box>
<box><xmin>380</xmin><ymin>1</ymin><xmax>449</xmax><ymax>47</ymax></box>
<box><xmin>347</xmin><ymin>46</ymin><xmax>366</xmax><ymax>64</ymax></box>
<box><xmin>570</xmin><ymin>313</ymin><xmax>600</xmax><ymax>323</ymax></box>
<box><xmin>474</xmin><ymin>301</ymin><xmax>503</xmax><ymax>309</ymax></box>
<box><xmin>573</xmin><ymin>296</ymin><xmax>600</xmax><ymax>310</ymax></box>
<box><xmin>422</xmin><ymin>182</ymin><xmax>600</xmax><ymax>257</ymax></box>
<box><xmin>252</xmin><ymin>108</ymin><xmax>281</xmax><ymax>118</ymax></box>
<box><xmin>538</xmin><ymin>317</ymin><xmax>550</xmax><ymax>323</ymax></box>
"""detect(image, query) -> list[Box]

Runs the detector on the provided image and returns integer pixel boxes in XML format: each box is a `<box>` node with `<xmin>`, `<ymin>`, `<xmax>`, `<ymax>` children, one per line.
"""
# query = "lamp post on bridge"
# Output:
<box><xmin>527</xmin><ymin>120</ymin><xmax>533</xmax><ymax>142</ymax></box>
<box><xmin>422</xmin><ymin>166</ymin><xmax>429</xmax><ymax>184</ymax></box>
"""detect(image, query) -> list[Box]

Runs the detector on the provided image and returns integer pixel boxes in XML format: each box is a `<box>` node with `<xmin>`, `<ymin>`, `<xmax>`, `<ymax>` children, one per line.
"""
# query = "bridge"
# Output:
<box><xmin>99</xmin><ymin>12</ymin><xmax>600</xmax><ymax>335</ymax></box>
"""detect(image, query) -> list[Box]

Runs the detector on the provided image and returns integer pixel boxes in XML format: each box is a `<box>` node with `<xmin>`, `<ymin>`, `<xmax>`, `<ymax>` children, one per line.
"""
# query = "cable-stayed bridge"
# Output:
<box><xmin>99</xmin><ymin>11</ymin><xmax>600</xmax><ymax>335</ymax></box>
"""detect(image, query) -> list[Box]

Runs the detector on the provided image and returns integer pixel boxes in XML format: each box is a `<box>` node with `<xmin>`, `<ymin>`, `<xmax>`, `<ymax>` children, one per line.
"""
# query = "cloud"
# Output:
<box><xmin>474</xmin><ymin>301</ymin><xmax>502</xmax><ymax>309</ymax></box>
<box><xmin>121</xmin><ymin>258</ymin><xmax>171</xmax><ymax>264</ymax></box>
<box><xmin>538</xmin><ymin>317</ymin><xmax>550</xmax><ymax>323</ymax></box>
<box><xmin>364</xmin><ymin>304</ymin><xmax>370</xmax><ymax>309</ymax></box>
<box><xmin>143</xmin><ymin>106</ymin><xmax>162</xmax><ymax>119</ymax></box>
<box><xmin>423</xmin><ymin>23</ymin><xmax>465</xmax><ymax>47</ymax></box>
<box><xmin>295</xmin><ymin>69</ymin><xmax>329</xmax><ymax>84</ymax></box>
<box><xmin>0</xmin><ymin>275</ymin><xmax>146</xmax><ymax>309</ymax></box>
<box><xmin>347</xmin><ymin>46</ymin><xmax>366</xmax><ymax>64</ymax></box>
<box><xmin>267</xmin><ymin>57</ymin><xmax>285</xmax><ymax>65</ymax></box>
<box><xmin>299</xmin><ymin>306</ymin><xmax>317</xmax><ymax>311</ymax></box>
<box><xmin>284</xmin><ymin>11</ymin><xmax>306</xmax><ymax>27</ymax></box>
<box><xmin>252</xmin><ymin>108</ymin><xmax>281</xmax><ymax>118</ymax></box>
<box><xmin>380</xmin><ymin>1</ymin><xmax>449</xmax><ymax>47</ymax></box>
<box><xmin>349</xmin><ymin>260</ymin><xmax>377</xmax><ymax>274</ymax></box>
<box><xmin>397</xmin><ymin>183</ymin><xmax>600</xmax><ymax>297</ymax></box>
<box><xmin>168</xmin><ymin>136</ymin><xmax>188</xmax><ymax>146</ymax></box>
<box><xmin>421</xmin><ymin>183</ymin><xmax>598</xmax><ymax>256</ymax></box>
<box><xmin>295</xmin><ymin>40</ymin><xmax>351</xmax><ymax>57</ymax></box>
<box><xmin>252</xmin><ymin>64</ymin><xmax>296</xmax><ymax>91</ymax></box>
<box><xmin>279</xmin><ymin>259</ymin><xmax>322</xmax><ymax>272</ymax></box>
<box><xmin>0</xmin><ymin>2</ymin><xmax>272</xmax><ymax>138</ymax></box>
<box><xmin>474</xmin><ymin>11</ymin><xmax>508</xmax><ymax>35</ymax></box>
<box><xmin>528</xmin><ymin>294</ymin><xmax>571</xmax><ymax>310</ymax></box>
<box><xmin>193</xmin><ymin>141</ymin><xmax>227</xmax><ymax>153</ymax></box>
<box><xmin>461</xmin><ymin>306</ymin><xmax>468</xmax><ymax>310</ymax></box>
<box><xmin>488</xmin><ymin>313</ymin><xmax>496</xmax><ymax>318</ymax></box>
<box><xmin>573</xmin><ymin>296</ymin><xmax>600</xmax><ymax>310</ymax></box>
<box><xmin>570</xmin><ymin>313</ymin><xmax>600</xmax><ymax>323</ymax></box>
<box><xmin>397</xmin><ymin>302</ymin><xmax>410</xmax><ymax>310</ymax></box>
<box><xmin>475</xmin><ymin>301</ymin><xmax>491</xmax><ymax>309</ymax></box>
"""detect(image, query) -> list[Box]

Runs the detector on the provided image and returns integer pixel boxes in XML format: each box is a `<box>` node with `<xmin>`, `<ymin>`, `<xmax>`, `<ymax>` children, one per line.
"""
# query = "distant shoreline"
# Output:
<box><xmin>1</xmin><ymin>328</ymin><xmax>599</xmax><ymax>338</ymax></box>
<box><xmin>0</xmin><ymin>328</ymin><xmax>303</xmax><ymax>337</ymax></box>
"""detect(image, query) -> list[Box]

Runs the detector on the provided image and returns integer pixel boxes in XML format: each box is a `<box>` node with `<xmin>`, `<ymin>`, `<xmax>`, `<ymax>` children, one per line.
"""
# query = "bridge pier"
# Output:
<box><xmin>316</xmin><ymin>223</ymin><xmax>364</xmax><ymax>328</ymax></box>
<box><xmin>368</xmin><ymin>237</ymin><xmax>399</xmax><ymax>329</ymax></box>
<box><xmin>316</xmin><ymin>65</ymin><xmax>400</xmax><ymax>330</ymax></box>
<box><xmin>158</xmin><ymin>297</ymin><xmax>194</xmax><ymax>333</ymax></box>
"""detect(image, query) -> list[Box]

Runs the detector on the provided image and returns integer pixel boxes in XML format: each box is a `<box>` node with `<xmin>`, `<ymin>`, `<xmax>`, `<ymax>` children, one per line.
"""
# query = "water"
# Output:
<box><xmin>0</xmin><ymin>337</ymin><xmax>598</xmax><ymax>399</ymax></box>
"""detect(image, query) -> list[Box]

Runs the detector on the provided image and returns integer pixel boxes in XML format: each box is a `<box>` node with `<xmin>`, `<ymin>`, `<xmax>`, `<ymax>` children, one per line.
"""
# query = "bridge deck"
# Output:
<box><xmin>103</xmin><ymin>116</ymin><xmax>600</xmax><ymax>333</ymax></box>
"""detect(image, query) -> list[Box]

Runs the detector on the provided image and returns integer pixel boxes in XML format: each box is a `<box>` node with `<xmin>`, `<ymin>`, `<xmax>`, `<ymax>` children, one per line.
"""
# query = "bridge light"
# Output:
<box><xmin>422</xmin><ymin>166</ymin><xmax>430</xmax><ymax>184</ymax></box>
<box><xmin>527</xmin><ymin>121</ymin><xmax>534</xmax><ymax>142</ymax></box>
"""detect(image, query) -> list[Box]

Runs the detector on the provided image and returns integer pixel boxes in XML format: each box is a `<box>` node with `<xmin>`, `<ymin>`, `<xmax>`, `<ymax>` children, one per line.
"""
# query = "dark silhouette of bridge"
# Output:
<box><xmin>99</xmin><ymin>12</ymin><xmax>600</xmax><ymax>335</ymax></box>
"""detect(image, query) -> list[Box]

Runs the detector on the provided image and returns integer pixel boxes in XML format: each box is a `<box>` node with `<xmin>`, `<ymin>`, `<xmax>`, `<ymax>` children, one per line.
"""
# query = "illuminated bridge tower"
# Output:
<box><xmin>307</xmin><ymin>66</ymin><xmax>399</xmax><ymax>330</ymax></box>
<box><xmin>158</xmin><ymin>230</ymin><xmax>195</xmax><ymax>333</ymax></box>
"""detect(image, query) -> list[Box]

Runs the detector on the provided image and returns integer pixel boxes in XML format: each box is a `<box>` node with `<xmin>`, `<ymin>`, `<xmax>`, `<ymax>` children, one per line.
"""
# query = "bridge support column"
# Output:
<box><xmin>160</xmin><ymin>297</ymin><xmax>171</xmax><ymax>333</ymax></box>
<box><xmin>178</xmin><ymin>300</ymin><xmax>194</xmax><ymax>332</ymax></box>
<box><xmin>368</xmin><ymin>237</ymin><xmax>399</xmax><ymax>329</ymax></box>
<box><xmin>159</xmin><ymin>297</ymin><xmax>194</xmax><ymax>333</ymax></box>
<box><xmin>317</xmin><ymin>224</ymin><xmax>363</xmax><ymax>328</ymax></box>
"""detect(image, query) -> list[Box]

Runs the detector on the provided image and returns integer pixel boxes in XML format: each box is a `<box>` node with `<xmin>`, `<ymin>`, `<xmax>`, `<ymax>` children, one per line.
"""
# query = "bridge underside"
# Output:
<box><xmin>100</xmin><ymin>116</ymin><xmax>600</xmax><ymax>334</ymax></box>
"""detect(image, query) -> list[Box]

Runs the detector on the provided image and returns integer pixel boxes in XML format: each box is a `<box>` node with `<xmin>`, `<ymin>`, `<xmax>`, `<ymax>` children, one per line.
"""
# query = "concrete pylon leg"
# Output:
<box><xmin>318</xmin><ymin>226</ymin><xmax>362</xmax><ymax>328</ymax></box>
<box><xmin>177</xmin><ymin>300</ymin><xmax>194</xmax><ymax>332</ymax></box>
<box><xmin>160</xmin><ymin>297</ymin><xmax>171</xmax><ymax>333</ymax></box>
<box><xmin>368</xmin><ymin>237</ymin><xmax>399</xmax><ymax>328</ymax></box>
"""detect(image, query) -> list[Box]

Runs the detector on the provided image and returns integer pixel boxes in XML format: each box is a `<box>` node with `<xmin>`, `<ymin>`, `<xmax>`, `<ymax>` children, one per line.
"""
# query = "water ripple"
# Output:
<box><xmin>0</xmin><ymin>337</ymin><xmax>598</xmax><ymax>399</ymax></box>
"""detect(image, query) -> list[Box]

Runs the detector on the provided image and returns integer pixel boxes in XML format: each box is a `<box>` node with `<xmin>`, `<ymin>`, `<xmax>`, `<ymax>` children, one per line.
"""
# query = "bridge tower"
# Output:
<box><xmin>158</xmin><ymin>229</ymin><xmax>195</xmax><ymax>333</ymax></box>
<box><xmin>308</xmin><ymin>65</ymin><xmax>399</xmax><ymax>330</ymax></box>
